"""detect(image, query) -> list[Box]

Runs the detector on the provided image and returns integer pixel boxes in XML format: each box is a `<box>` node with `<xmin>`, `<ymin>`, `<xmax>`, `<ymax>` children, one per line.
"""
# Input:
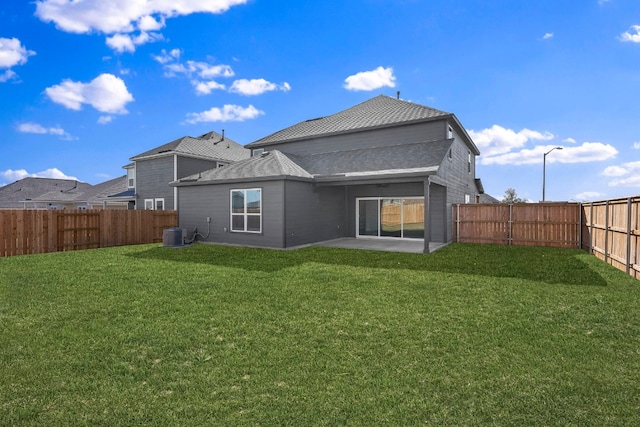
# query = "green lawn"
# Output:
<box><xmin>1</xmin><ymin>243</ymin><xmax>639</xmax><ymax>426</ymax></box>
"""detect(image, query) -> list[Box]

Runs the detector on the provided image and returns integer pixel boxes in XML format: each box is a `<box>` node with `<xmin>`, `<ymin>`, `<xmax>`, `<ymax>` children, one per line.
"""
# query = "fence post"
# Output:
<box><xmin>508</xmin><ymin>204</ymin><xmax>513</xmax><ymax>245</ymax></box>
<box><xmin>456</xmin><ymin>204</ymin><xmax>460</xmax><ymax>243</ymax></box>
<box><xmin>605</xmin><ymin>200</ymin><xmax>610</xmax><ymax>264</ymax></box>
<box><xmin>627</xmin><ymin>197</ymin><xmax>632</xmax><ymax>275</ymax></box>
<box><xmin>589</xmin><ymin>202</ymin><xmax>594</xmax><ymax>254</ymax></box>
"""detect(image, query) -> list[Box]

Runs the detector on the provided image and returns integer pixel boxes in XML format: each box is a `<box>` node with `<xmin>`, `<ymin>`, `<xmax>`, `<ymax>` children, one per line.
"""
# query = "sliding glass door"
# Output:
<box><xmin>356</xmin><ymin>197</ymin><xmax>424</xmax><ymax>239</ymax></box>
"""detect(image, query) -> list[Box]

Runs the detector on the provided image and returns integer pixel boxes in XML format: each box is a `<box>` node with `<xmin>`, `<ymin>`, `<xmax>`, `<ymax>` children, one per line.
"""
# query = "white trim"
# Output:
<box><xmin>144</xmin><ymin>199</ymin><xmax>154</xmax><ymax>210</ymax></box>
<box><xmin>155</xmin><ymin>198</ymin><xmax>165</xmax><ymax>211</ymax></box>
<box><xmin>230</xmin><ymin>188</ymin><xmax>262</xmax><ymax>233</ymax></box>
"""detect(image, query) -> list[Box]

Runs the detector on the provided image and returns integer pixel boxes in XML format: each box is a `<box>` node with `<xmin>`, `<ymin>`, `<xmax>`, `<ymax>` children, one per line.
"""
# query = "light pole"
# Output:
<box><xmin>542</xmin><ymin>146</ymin><xmax>563</xmax><ymax>202</ymax></box>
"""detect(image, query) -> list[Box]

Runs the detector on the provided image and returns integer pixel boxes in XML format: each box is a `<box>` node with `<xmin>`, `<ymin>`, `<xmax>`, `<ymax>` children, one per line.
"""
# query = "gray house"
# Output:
<box><xmin>128</xmin><ymin>131</ymin><xmax>249</xmax><ymax>210</ymax></box>
<box><xmin>172</xmin><ymin>95</ymin><xmax>484</xmax><ymax>253</ymax></box>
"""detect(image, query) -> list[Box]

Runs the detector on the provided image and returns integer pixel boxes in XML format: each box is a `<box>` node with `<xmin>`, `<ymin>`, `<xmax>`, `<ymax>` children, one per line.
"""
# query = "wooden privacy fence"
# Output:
<box><xmin>454</xmin><ymin>203</ymin><xmax>581</xmax><ymax>248</ymax></box>
<box><xmin>0</xmin><ymin>210</ymin><xmax>177</xmax><ymax>257</ymax></box>
<box><xmin>454</xmin><ymin>199</ymin><xmax>640</xmax><ymax>279</ymax></box>
<box><xmin>582</xmin><ymin>197</ymin><xmax>640</xmax><ymax>279</ymax></box>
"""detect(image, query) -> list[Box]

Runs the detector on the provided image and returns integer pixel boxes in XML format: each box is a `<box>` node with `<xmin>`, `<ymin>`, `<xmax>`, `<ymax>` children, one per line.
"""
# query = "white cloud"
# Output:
<box><xmin>575</xmin><ymin>191</ymin><xmax>604</xmax><ymax>201</ymax></box>
<box><xmin>0</xmin><ymin>37</ymin><xmax>36</xmax><ymax>82</ymax></box>
<box><xmin>153</xmin><ymin>48</ymin><xmax>181</xmax><ymax>64</ymax></box>
<box><xmin>542</xmin><ymin>33</ymin><xmax>554</xmax><ymax>40</ymax></box>
<box><xmin>620</xmin><ymin>25</ymin><xmax>640</xmax><ymax>43</ymax></box>
<box><xmin>229</xmin><ymin>79</ymin><xmax>291</xmax><ymax>96</ymax></box>
<box><xmin>45</xmin><ymin>73</ymin><xmax>134</xmax><ymax>114</ymax></box>
<box><xmin>184</xmin><ymin>104</ymin><xmax>264</xmax><ymax>124</ymax></box>
<box><xmin>633</xmin><ymin>141</ymin><xmax>640</xmax><ymax>150</ymax></box>
<box><xmin>106</xmin><ymin>32</ymin><xmax>163</xmax><ymax>53</ymax></box>
<box><xmin>163</xmin><ymin>60</ymin><xmax>234</xmax><ymax>79</ymax></box>
<box><xmin>344</xmin><ymin>66</ymin><xmax>396</xmax><ymax>91</ymax></box>
<box><xmin>35</xmin><ymin>0</ymin><xmax>248</xmax><ymax>52</ymax></box>
<box><xmin>605</xmin><ymin>161</ymin><xmax>640</xmax><ymax>187</ymax></box>
<box><xmin>0</xmin><ymin>168</ymin><xmax>78</xmax><ymax>184</ymax></box>
<box><xmin>193</xmin><ymin>80</ymin><xmax>226</xmax><ymax>95</ymax></box>
<box><xmin>17</xmin><ymin>122</ymin><xmax>74</xmax><ymax>139</ymax></box>
<box><xmin>97</xmin><ymin>115</ymin><xmax>113</xmax><ymax>124</ymax></box>
<box><xmin>481</xmin><ymin>142</ymin><xmax>617</xmax><ymax>166</ymax></box>
<box><xmin>563</xmin><ymin>137</ymin><xmax>577</xmax><ymax>144</ymax></box>
<box><xmin>469</xmin><ymin>125</ymin><xmax>554</xmax><ymax>158</ymax></box>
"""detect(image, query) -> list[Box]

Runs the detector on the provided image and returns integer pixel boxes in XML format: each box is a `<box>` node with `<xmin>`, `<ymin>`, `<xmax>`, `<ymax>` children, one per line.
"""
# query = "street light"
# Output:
<box><xmin>542</xmin><ymin>146</ymin><xmax>563</xmax><ymax>202</ymax></box>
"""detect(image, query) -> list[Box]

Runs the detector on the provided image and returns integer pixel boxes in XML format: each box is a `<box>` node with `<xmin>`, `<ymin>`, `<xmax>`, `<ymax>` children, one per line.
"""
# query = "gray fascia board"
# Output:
<box><xmin>450</xmin><ymin>114</ymin><xmax>480</xmax><ymax>155</ymax></box>
<box><xmin>313</xmin><ymin>170</ymin><xmax>437</xmax><ymax>186</ymax></box>
<box><xmin>246</xmin><ymin>115</ymin><xmax>453</xmax><ymax>148</ymax></box>
<box><xmin>131</xmin><ymin>151</ymin><xmax>222</xmax><ymax>162</ymax></box>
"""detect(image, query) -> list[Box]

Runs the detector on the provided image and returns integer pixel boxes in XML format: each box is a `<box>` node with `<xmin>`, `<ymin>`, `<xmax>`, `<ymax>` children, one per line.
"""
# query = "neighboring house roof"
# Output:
<box><xmin>0</xmin><ymin>178</ymin><xmax>92</xmax><ymax>208</ymax></box>
<box><xmin>86</xmin><ymin>176</ymin><xmax>129</xmax><ymax>204</ymax></box>
<box><xmin>130</xmin><ymin>131</ymin><xmax>250</xmax><ymax>162</ymax></box>
<box><xmin>247</xmin><ymin>95</ymin><xmax>451</xmax><ymax>147</ymax></box>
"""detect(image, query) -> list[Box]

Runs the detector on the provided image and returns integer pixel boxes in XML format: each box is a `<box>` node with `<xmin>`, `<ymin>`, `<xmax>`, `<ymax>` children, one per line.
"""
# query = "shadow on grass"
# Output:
<box><xmin>129</xmin><ymin>243</ymin><xmax>608</xmax><ymax>287</ymax></box>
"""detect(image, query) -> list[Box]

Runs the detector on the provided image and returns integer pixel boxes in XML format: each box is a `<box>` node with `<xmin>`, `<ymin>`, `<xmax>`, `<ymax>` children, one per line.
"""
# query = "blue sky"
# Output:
<box><xmin>1</xmin><ymin>0</ymin><xmax>640</xmax><ymax>202</ymax></box>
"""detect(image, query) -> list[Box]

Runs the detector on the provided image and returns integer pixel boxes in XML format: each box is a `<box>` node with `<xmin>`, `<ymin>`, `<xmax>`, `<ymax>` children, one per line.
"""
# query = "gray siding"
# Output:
<box><xmin>283</xmin><ymin>181</ymin><xmax>346</xmax><ymax>247</ymax></box>
<box><xmin>436</xmin><ymin>126</ymin><xmax>478</xmax><ymax>241</ymax></box>
<box><xmin>177</xmin><ymin>157</ymin><xmax>219</xmax><ymax>179</ymax></box>
<box><xmin>178</xmin><ymin>180</ymin><xmax>285</xmax><ymax>248</ymax></box>
<box><xmin>429</xmin><ymin>183</ymin><xmax>447</xmax><ymax>243</ymax></box>
<box><xmin>135</xmin><ymin>156</ymin><xmax>175</xmax><ymax>210</ymax></box>
<box><xmin>266</xmin><ymin>121</ymin><xmax>446</xmax><ymax>156</ymax></box>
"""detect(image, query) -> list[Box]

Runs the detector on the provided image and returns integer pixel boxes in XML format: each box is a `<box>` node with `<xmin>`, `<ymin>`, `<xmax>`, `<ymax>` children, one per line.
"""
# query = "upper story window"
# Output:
<box><xmin>468</xmin><ymin>151</ymin><xmax>472</xmax><ymax>174</ymax></box>
<box><xmin>127</xmin><ymin>167</ymin><xmax>135</xmax><ymax>188</ymax></box>
<box><xmin>252</xmin><ymin>148</ymin><xmax>264</xmax><ymax>157</ymax></box>
<box><xmin>447</xmin><ymin>125</ymin><xmax>453</xmax><ymax>139</ymax></box>
<box><xmin>231</xmin><ymin>188</ymin><xmax>262</xmax><ymax>233</ymax></box>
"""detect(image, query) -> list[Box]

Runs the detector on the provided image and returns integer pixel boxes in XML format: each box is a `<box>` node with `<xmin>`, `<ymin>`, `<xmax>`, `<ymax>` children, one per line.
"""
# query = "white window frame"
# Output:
<box><xmin>230</xmin><ymin>188</ymin><xmax>262</xmax><ymax>233</ymax></box>
<box><xmin>252</xmin><ymin>148</ymin><xmax>264</xmax><ymax>157</ymax></box>
<box><xmin>144</xmin><ymin>199</ymin><xmax>154</xmax><ymax>210</ymax></box>
<box><xmin>127</xmin><ymin>168</ymin><xmax>135</xmax><ymax>188</ymax></box>
<box><xmin>155</xmin><ymin>198</ymin><xmax>165</xmax><ymax>211</ymax></box>
<box><xmin>447</xmin><ymin>125</ymin><xmax>453</xmax><ymax>139</ymax></box>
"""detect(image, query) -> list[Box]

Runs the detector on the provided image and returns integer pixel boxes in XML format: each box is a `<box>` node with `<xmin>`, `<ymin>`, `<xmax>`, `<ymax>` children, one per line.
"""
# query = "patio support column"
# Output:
<box><xmin>424</xmin><ymin>177</ymin><xmax>431</xmax><ymax>254</ymax></box>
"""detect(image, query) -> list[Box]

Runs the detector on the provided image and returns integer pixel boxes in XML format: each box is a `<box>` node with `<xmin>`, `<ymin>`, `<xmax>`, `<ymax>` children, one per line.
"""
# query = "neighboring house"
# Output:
<box><xmin>0</xmin><ymin>176</ymin><xmax>129</xmax><ymax>209</ymax></box>
<box><xmin>0</xmin><ymin>178</ymin><xmax>93</xmax><ymax>209</ymax></box>
<box><xmin>172</xmin><ymin>95</ymin><xmax>485</xmax><ymax>253</ymax></box>
<box><xmin>128</xmin><ymin>131</ymin><xmax>250</xmax><ymax>210</ymax></box>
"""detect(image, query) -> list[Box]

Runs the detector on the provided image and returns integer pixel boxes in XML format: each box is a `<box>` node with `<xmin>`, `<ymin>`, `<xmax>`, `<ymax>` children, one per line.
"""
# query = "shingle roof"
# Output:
<box><xmin>175</xmin><ymin>150</ymin><xmax>313</xmax><ymax>184</ymax></box>
<box><xmin>131</xmin><ymin>131</ymin><xmax>250</xmax><ymax>162</ymax></box>
<box><xmin>294</xmin><ymin>140</ymin><xmax>452</xmax><ymax>177</ymax></box>
<box><xmin>247</xmin><ymin>95</ymin><xmax>451</xmax><ymax>147</ymax></box>
<box><xmin>175</xmin><ymin>139</ymin><xmax>452</xmax><ymax>186</ymax></box>
<box><xmin>0</xmin><ymin>178</ymin><xmax>93</xmax><ymax>208</ymax></box>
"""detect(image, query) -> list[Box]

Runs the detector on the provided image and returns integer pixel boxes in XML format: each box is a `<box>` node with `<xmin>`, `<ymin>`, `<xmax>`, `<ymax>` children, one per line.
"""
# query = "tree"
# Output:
<box><xmin>502</xmin><ymin>188</ymin><xmax>527</xmax><ymax>204</ymax></box>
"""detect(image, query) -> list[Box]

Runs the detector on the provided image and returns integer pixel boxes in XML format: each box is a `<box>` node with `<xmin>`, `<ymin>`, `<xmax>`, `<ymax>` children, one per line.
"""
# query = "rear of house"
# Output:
<box><xmin>173</xmin><ymin>95</ymin><xmax>484</xmax><ymax>252</ymax></box>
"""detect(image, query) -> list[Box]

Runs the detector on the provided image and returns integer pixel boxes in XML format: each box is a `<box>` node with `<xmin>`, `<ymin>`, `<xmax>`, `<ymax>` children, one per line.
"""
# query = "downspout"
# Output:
<box><xmin>173</xmin><ymin>154</ymin><xmax>178</xmax><ymax>210</ymax></box>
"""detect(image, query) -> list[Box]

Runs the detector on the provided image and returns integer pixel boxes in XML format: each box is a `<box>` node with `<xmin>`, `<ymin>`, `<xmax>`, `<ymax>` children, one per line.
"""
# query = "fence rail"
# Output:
<box><xmin>0</xmin><ymin>210</ymin><xmax>177</xmax><ymax>257</ymax></box>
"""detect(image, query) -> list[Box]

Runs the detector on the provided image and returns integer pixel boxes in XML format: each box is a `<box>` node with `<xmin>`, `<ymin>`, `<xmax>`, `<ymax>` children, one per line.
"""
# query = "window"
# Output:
<box><xmin>447</xmin><ymin>125</ymin><xmax>453</xmax><ymax>139</ymax></box>
<box><xmin>144</xmin><ymin>199</ymin><xmax>154</xmax><ymax>210</ymax></box>
<box><xmin>448</xmin><ymin>148</ymin><xmax>452</xmax><ymax>160</ymax></box>
<box><xmin>465</xmin><ymin>194</ymin><xmax>471</xmax><ymax>204</ymax></box>
<box><xmin>155</xmin><ymin>198</ymin><xmax>165</xmax><ymax>211</ymax></box>
<box><xmin>127</xmin><ymin>168</ymin><xmax>135</xmax><ymax>188</ymax></box>
<box><xmin>252</xmin><ymin>148</ymin><xmax>264</xmax><ymax>157</ymax></box>
<box><xmin>230</xmin><ymin>189</ymin><xmax>262</xmax><ymax>233</ymax></box>
<box><xmin>468</xmin><ymin>151</ymin><xmax>472</xmax><ymax>173</ymax></box>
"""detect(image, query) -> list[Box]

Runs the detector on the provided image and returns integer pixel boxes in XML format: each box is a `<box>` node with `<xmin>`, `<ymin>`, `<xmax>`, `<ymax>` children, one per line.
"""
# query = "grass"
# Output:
<box><xmin>1</xmin><ymin>242</ymin><xmax>639</xmax><ymax>425</ymax></box>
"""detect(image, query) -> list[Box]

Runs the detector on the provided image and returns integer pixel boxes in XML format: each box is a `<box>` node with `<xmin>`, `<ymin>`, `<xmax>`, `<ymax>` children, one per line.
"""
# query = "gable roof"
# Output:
<box><xmin>247</xmin><ymin>95</ymin><xmax>451</xmax><ymax>148</ymax></box>
<box><xmin>131</xmin><ymin>131</ymin><xmax>250</xmax><ymax>162</ymax></box>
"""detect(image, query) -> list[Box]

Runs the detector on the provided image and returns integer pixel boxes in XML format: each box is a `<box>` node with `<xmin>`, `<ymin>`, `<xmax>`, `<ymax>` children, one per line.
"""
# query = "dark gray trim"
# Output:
<box><xmin>424</xmin><ymin>178</ymin><xmax>431</xmax><ymax>254</ymax></box>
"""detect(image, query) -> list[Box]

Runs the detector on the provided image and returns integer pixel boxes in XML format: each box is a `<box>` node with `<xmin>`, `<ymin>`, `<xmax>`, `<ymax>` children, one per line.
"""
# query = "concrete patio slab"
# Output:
<box><xmin>315</xmin><ymin>238</ymin><xmax>448</xmax><ymax>254</ymax></box>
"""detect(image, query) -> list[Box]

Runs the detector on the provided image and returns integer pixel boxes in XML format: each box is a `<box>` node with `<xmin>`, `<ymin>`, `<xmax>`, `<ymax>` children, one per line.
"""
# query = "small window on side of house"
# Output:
<box><xmin>447</xmin><ymin>125</ymin><xmax>453</xmax><ymax>139</ymax></box>
<box><xmin>468</xmin><ymin>151</ymin><xmax>472</xmax><ymax>173</ymax></box>
<box><xmin>252</xmin><ymin>148</ymin><xmax>264</xmax><ymax>157</ymax></box>
<box><xmin>465</xmin><ymin>194</ymin><xmax>471</xmax><ymax>204</ymax></box>
<box><xmin>144</xmin><ymin>199</ymin><xmax>154</xmax><ymax>210</ymax></box>
<box><xmin>155</xmin><ymin>198</ymin><xmax>165</xmax><ymax>211</ymax></box>
<box><xmin>448</xmin><ymin>147</ymin><xmax>452</xmax><ymax>160</ymax></box>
